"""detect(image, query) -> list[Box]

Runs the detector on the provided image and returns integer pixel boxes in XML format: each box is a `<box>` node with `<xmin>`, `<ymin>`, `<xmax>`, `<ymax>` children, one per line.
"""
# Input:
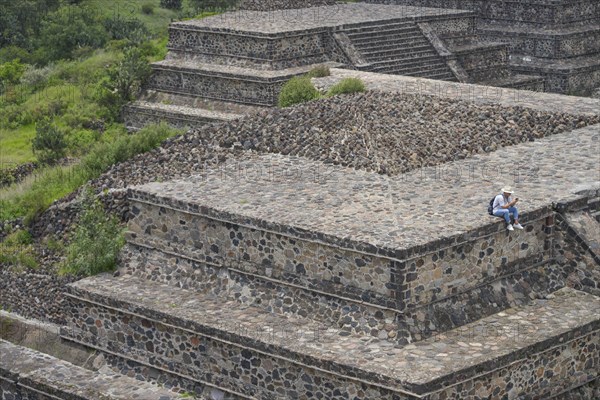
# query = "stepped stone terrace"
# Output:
<box><xmin>58</xmin><ymin>116</ymin><xmax>600</xmax><ymax>398</ymax></box>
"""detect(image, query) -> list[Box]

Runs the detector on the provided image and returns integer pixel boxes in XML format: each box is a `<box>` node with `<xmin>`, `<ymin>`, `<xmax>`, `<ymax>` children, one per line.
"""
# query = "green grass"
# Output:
<box><xmin>0</xmin><ymin>229</ymin><xmax>38</xmax><ymax>270</ymax></box>
<box><xmin>0</xmin><ymin>123</ymin><xmax>183</xmax><ymax>223</ymax></box>
<box><xmin>0</xmin><ymin>1</ymin><xmax>221</xmax><ymax>226</ymax></box>
<box><xmin>0</xmin><ymin>124</ymin><xmax>37</xmax><ymax>165</ymax></box>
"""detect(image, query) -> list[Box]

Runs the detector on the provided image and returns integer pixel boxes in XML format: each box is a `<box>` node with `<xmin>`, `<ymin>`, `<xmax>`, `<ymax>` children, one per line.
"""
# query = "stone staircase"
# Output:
<box><xmin>342</xmin><ymin>21</ymin><xmax>457</xmax><ymax>80</ymax></box>
<box><xmin>59</xmin><ymin>148</ymin><xmax>600</xmax><ymax>399</ymax></box>
<box><xmin>0</xmin><ymin>340</ymin><xmax>188</xmax><ymax>400</ymax></box>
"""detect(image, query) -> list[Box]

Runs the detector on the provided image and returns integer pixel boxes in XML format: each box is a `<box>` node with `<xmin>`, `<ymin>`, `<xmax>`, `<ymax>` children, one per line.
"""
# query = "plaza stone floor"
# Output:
<box><xmin>132</xmin><ymin>123</ymin><xmax>599</xmax><ymax>255</ymax></box>
<box><xmin>172</xmin><ymin>3</ymin><xmax>469</xmax><ymax>34</ymax></box>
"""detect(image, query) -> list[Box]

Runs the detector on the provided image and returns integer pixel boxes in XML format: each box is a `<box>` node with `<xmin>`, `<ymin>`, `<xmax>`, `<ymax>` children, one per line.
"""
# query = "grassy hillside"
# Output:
<box><xmin>0</xmin><ymin>0</ymin><xmax>221</xmax><ymax>222</ymax></box>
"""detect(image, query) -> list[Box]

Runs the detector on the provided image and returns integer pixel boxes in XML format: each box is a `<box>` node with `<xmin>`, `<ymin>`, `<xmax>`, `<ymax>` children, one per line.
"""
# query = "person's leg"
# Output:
<box><xmin>508</xmin><ymin>206</ymin><xmax>519</xmax><ymax>223</ymax></box>
<box><xmin>494</xmin><ymin>209</ymin><xmax>511</xmax><ymax>224</ymax></box>
<box><xmin>509</xmin><ymin>206</ymin><xmax>523</xmax><ymax>228</ymax></box>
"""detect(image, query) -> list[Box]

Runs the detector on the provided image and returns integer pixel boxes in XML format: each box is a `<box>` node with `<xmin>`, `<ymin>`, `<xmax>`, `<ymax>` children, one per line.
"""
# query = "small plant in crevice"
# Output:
<box><xmin>326</xmin><ymin>77</ymin><xmax>365</xmax><ymax>97</ymax></box>
<box><xmin>60</xmin><ymin>187</ymin><xmax>125</xmax><ymax>277</ymax></box>
<box><xmin>306</xmin><ymin>65</ymin><xmax>330</xmax><ymax>78</ymax></box>
<box><xmin>0</xmin><ymin>229</ymin><xmax>38</xmax><ymax>270</ymax></box>
<box><xmin>278</xmin><ymin>76</ymin><xmax>321</xmax><ymax>108</ymax></box>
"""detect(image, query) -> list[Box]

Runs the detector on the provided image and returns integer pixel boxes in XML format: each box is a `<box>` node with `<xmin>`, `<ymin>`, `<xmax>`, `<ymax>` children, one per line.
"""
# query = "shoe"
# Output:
<box><xmin>507</xmin><ymin>224</ymin><xmax>514</xmax><ymax>231</ymax></box>
<box><xmin>513</xmin><ymin>223</ymin><xmax>524</xmax><ymax>230</ymax></box>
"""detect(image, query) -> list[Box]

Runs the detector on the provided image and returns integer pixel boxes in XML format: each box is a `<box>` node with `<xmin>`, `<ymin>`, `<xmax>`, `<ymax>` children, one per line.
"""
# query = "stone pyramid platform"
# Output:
<box><xmin>61</xmin><ymin>119</ymin><xmax>600</xmax><ymax>398</ymax></box>
<box><xmin>126</xmin><ymin>3</ymin><xmax>541</xmax><ymax>131</ymax></box>
<box><xmin>363</xmin><ymin>0</ymin><xmax>600</xmax><ymax>94</ymax></box>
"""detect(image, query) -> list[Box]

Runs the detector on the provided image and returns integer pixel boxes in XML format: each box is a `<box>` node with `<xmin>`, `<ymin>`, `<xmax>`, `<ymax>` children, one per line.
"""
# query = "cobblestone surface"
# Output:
<box><xmin>313</xmin><ymin>68</ymin><xmax>600</xmax><ymax>116</ymax></box>
<box><xmin>67</xmin><ymin>276</ymin><xmax>600</xmax><ymax>395</ymax></box>
<box><xmin>174</xmin><ymin>4</ymin><xmax>469</xmax><ymax>34</ymax></box>
<box><xmin>0</xmin><ymin>340</ymin><xmax>187</xmax><ymax>399</ymax></box>
<box><xmin>132</xmin><ymin>124</ymin><xmax>600</xmax><ymax>254</ymax></box>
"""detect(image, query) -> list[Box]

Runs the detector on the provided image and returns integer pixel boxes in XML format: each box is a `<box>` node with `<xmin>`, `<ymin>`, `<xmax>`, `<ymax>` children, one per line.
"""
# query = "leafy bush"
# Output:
<box><xmin>306</xmin><ymin>65</ymin><xmax>330</xmax><ymax>78</ymax></box>
<box><xmin>278</xmin><ymin>76</ymin><xmax>321</xmax><ymax>108</ymax></box>
<box><xmin>160</xmin><ymin>0</ymin><xmax>182</xmax><ymax>9</ymax></box>
<box><xmin>37</xmin><ymin>4</ymin><xmax>108</xmax><ymax>63</ymax></box>
<box><xmin>60</xmin><ymin>187</ymin><xmax>124</xmax><ymax>276</ymax></box>
<box><xmin>326</xmin><ymin>77</ymin><xmax>365</xmax><ymax>97</ymax></box>
<box><xmin>0</xmin><ymin>229</ymin><xmax>38</xmax><ymax>270</ymax></box>
<box><xmin>94</xmin><ymin>47</ymin><xmax>151</xmax><ymax>121</ymax></box>
<box><xmin>31</xmin><ymin>119</ymin><xmax>68</xmax><ymax>164</ymax></box>
<box><xmin>103</xmin><ymin>16</ymin><xmax>150</xmax><ymax>45</ymax></box>
<box><xmin>0</xmin><ymin>46</ymin><xmax>33</xmax><ymax>65</ymax></box>
<box><xmin>141</xmin><ymin>3</ymin><xmax>155</xmax><ymax>14</ymax></box>
<box><xmin>20</xmin><ymin>64</ymin><xmax>55</xmax><ymax>90</ymax></box>
<box><xmin>0</xmin><ymin>59</ymin><xmax>27</xmax><ymax>90</ymax></box>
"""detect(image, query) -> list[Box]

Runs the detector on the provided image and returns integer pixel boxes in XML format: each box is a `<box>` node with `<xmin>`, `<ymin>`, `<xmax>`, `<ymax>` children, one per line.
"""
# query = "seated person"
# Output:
<box><xmin>493</xmin><ymin>187</ymin><xmax>523</xmax><ymax>231</ymax></box>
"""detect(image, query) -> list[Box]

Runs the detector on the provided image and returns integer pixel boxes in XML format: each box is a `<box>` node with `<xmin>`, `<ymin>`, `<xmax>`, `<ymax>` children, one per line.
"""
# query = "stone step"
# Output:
<box><xmin>370</xmin><ymin>63</ymin><xmax>451</xmax><ymax>77</ymax></box>
<box><xmin>351</xmin><ymin>31</ymin><xmax>426</xmax><ymax>47</ymax></box>
<box><xmin>477</xmin><ymin>73</ymin><xmax>546</xmax><ymax>91</ymax></box>
<box><xmin>146</xmin><ymin>60</ymin><xmax>339</xmax><ymax>106</ymax></box>
<box><xmin>345</xmin><ymin>26</ymin><xmax>422</xmax><ymax>41</ymax></box>
<box><xmin>354</xmin><ymin>38</ymin><xmax>431</xmax><ymax>54</ymax></box>
<box><xmin>343</xmin><ymin>20</ymin><xmax>416</xmax><ymax>33</ymax></box>
<box><xmin>119</xmin><ymin>239</ymin><xmax>571</xmax><ymax>344</ymax></box>
<box><xmin>360</xmin><ymin>45</ymin><xmax>435</xmax><ymax>61</ymax></box>
<box><xmin>0</xmin><ymin>340</ymin><xmax>187</xmax><ymax>399</ymax></box>
<box><xmin>119</xmin><ymin>242</ymin><xmax>402</xmax><ymax>341</ymax></box>
<box><xmin>369</xmin><ymin>65</ymin><xmax>453</xmax><ymax>79</ymax></box>
<box><xmin>362</xmin><ymin>54</ymin><xmax>446</xmax><ymax>70</ymax></box>
<box><xmin>61</xmin><ymin>276</ymin><xmax>600</xmax><ymax>399</ymax></box>
<box><xmin>388</xmin><ymin>68</ymin><xmax>456</xmax><ymax>81</ymax></box>
<box><xmin>124</xmin><ymin>101</ymin><xmax>244</xmax><ymax>132</ymax></box>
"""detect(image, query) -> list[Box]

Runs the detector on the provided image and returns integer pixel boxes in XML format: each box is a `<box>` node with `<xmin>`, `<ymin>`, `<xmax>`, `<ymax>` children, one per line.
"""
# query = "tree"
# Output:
<box><xmin>95</xmin><ymin>47</ymin><xmax>151</xmax><ymax>121</ymax></box>
<box><xmin>36</xmin><ymin>4</ymin><xmax>108</xmax><ymax>62</ymax></box>
<box><xmin>31</xmin><ymin>118</ymin><xmax>67</xmax><ymax>164</ymax></box>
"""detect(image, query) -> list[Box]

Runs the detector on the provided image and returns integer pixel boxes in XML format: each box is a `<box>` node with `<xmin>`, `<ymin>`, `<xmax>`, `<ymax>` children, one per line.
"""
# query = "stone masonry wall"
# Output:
<box><xmin>167</xmin><ymin>28</ymin><xmax>343</xmax><ymax>70</ymax></box>
<box><xmin>127</xmin><ymin>202</ymin><xmax>396</xmax><ymax>306</ymax></box>
<box><xmin>63</xmin><ymin>298</ymin><xmax>410</xmax><ymax>400</ymax></box>
<box><xmin>404</xmin><ymin>212</ymin><xmax>551</xmax><ymax>308</ymax></box>
<box><xmin>147</xmin><ymin>68</ymin><xmax>282</xmax><ymax>105</ymax></box>
<box><xmin>362</xmin><ymin>0</ymin><xmax>600</xmax><ymax>26</ymax></box>
<box><xmin>119</xmin><ymin>243</ymin><xmax>401</xmax><ymax>340</ymax></box>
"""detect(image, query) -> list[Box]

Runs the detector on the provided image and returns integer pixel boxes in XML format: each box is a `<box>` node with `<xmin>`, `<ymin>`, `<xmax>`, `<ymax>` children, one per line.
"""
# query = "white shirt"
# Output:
<box><xmin>493</xmin><ymin>194</ymin><xmax>512</xmax><ymax>213</ymax></box>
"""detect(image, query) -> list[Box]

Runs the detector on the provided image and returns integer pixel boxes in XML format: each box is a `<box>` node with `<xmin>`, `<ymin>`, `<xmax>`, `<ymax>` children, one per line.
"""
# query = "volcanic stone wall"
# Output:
<box><xmin>238</xmin><ymin>0</ymin><xmax>337</xmax><ymax>11</ymax></box>
<box><xmin>362</xmin><ymin>0</ymin><xmax>600</xmax><ymax>26</ymax></box>
<box><xmin>166</xmin><ymin>27</ymin><xmax>346</xmax><ymax>70</ymax></box>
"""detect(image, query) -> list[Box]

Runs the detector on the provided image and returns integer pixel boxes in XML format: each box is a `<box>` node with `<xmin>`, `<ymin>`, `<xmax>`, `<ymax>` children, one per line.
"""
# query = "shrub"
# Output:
<box><xmin>278</xmin><ymin>76</ymin><xmax>321</xmax><ymax>108</ymax></box>
<box><xmin>0</xmin><ymin>229</ymin><xmax>38</xmax><ymax>270</ymax></box>
<box><xmin>326</xmin><ymin>77</ymin><xmax>365</xmax><ymax>97</ymax></box>
<box><xmin>95</xmin><ymin>47</ymin><xmax>151</xmax><ymax>121</ymax></box>
<box><xmin>37</xmin><ymin>4</ymin><xmax>108</xmax><ymax>63</ymax></box>
<box><xmin>0</xmin><ymin>46</ymin><xmax>33</xmax><ymax>65</ymax></box>
<box><xmin>141</xmin><ymin>3</ymin><xmax>155</xmax><ymax>14</ymax></box>
<box><xmin>0</xmin><ymin>59</ymin><xmax>27</xmax><ymax>91</ymax></box>
<box><xmin>306</xmin><ymin>65</ymin><xmax>330</xmax><ymax>78</ymax></box>
<box><xmin>31</xmin><ymin>119</ymin><xmax>68</xmax><ymax>164</ymax></box>
<box><xmin>20</xmin><ymin>64</ymin><xmax>55</xmax><ymax>90</ymax></box>
<box><xmin>103</xmin><ymin>16</ymin><xmax>149</xmax><ymax>45</ymax></box>
<box><xmin>160</xmin><ymin>0</ymin><xmax>182</xmax><ymax>9</ymax></box>
<box><xmin>60</xmin><ymin>187</ymin><xmax>125</xmax><ymax>276</ymax></box>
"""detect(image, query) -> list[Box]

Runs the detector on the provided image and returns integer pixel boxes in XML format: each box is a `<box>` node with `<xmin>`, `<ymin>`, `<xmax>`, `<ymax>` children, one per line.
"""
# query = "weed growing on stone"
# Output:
<box><xmin>326</xmin><ymin>77</ymin><xmax>365</xmax><ymax>97</ymax></box>
<box><xmin>59</xmin><ymin>187</ymin><xmax>125</xmax><ymax>277</ymax></box>
<box><xmin>0</xmin><ymin>229</ymin><xmax>38</xmax><ymax>270</ymax></box>
<box><xmin>278</xmin><ymin>76</ymin><xmax>321</xmax><ymax>107</ymax></box>
<box><xmin>306</xmin><ymin>65</ymin><xmax>331</xmax><ymax>78</ymax></box>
